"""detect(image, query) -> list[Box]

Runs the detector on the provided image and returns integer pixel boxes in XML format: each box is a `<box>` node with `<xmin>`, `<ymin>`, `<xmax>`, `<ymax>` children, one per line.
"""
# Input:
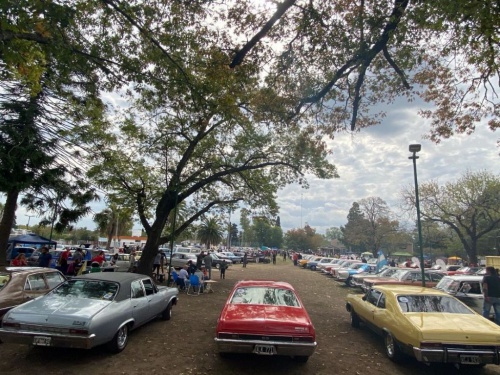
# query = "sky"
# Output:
<box><xmin>14</xmin><ymin>99</ymin><xmax>499</xmax><ymax>236</ymax></box>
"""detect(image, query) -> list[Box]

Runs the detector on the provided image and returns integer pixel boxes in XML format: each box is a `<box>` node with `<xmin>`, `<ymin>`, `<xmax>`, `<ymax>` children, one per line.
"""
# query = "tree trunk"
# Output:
<box><xmin>0</xmin><ymin>189</ymin><xmax>20</xmax><ymax>268</ymax></box>
<box><xmin>136</xmin><ymin>226</ymin><xmax>162</xmax><ymax>276</ymax></box>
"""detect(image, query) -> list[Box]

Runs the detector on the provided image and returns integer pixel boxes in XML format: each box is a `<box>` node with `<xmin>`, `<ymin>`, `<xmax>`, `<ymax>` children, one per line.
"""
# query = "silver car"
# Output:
<box><xmin>166</xmin><ymin>252</ymin><xmax>198</xmax><ymax>268</ymax></box>
<box><xmin>0</xmin><ymin>272</ymin><xmax>178</xmax><ymax>353</ymax></box>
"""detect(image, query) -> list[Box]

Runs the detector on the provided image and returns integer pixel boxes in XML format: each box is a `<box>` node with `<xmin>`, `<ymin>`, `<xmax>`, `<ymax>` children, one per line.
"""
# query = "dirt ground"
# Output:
<box><xmin>2</xmin><ymin>261</ymin><xmax>500</xmax><ymax>375</ymax></box>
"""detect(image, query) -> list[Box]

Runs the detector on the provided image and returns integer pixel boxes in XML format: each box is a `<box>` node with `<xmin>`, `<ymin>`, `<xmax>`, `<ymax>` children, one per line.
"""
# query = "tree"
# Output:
<box><xmin>325</xmin><ymin>227</ymin><xmax>344</xmax><ymax>242</ymax></box>
<box><xmin>197</xmin><ymin>217</ymin><xmax>224</xmax><ymax>249</ymax></box>
<box><xmin>402</xmin><ymin>170</ymin><xmax>500</xmax><ymax>264</ymax></box>
<box><xmin>94</xmin><ymin>206</ymin><xmax>134</xmax><ymax>249</ymax></box>
<box><xmin>358</xmin><ymin>197</ymin><xmax>400</xmax><ymax>255</ymax></box>
<box><xmin>341</xmin><ymin>202</ymin><xmax>370</xmax><ymax>252</ymax></box>
<box><xmin>284</xmin><ymin>224</ymin><xmax>323</xmax><ymax>252</ymax></box>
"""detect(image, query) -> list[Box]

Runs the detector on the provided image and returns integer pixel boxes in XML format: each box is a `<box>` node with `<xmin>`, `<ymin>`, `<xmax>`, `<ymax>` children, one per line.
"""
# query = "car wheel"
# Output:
<box><xmin>384</xmin><ymin>332</ymin><xmax>402</xmax><ymax>361</ymax></box>
<box><xmin>346</xmin><ymin>277</ymin><xmax>354</xmax><ymax>287</ymax></box>
<box><xmin>350</xmin><ymin>310</ymin><xmax>360</xmax><ymax>328</ymax></box>
<box><xmin>107</xmin><ymin>324</ymin><xmax>129</xmax><ymax>353</ymax></box>
<box><xmin>295</xmin><ymin>356</ymin><xmax>309</xmax><ymax>363</ymax></box>
<box><xmin>311</xmin><ymin>266</ymin><xmax>316</xmax><ymax>271</ymax></box>
<box><xmin>161</xmin><ymin>302</ymin><xmax>172</xmax><ymax>321</ymax></box>
<box><xmin>214</xmin><ymin>263</ymin><xmax>219</xmax><ymax>269</ymax></box>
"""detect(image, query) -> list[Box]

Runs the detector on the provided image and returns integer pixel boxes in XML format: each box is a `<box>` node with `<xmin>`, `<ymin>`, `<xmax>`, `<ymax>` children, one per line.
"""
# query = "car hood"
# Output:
<box><xmin>4</xmin><ymin>296</ymin><xmax>110</xmax><ymax>327</ymax></box>
<box><xmin>219</xmin><ymin>304</ymin><xmax>313</xmax><ymax>334</ymax></box>
<box><xmin>406</xmin><ymin>313</ymin><xmax>500</xmax><ymax>343</ymax></box>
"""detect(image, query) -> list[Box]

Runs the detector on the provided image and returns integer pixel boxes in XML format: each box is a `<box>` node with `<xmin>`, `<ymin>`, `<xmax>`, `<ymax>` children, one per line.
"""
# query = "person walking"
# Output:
<box><xmin>242</xmin><ymin>252</ymin><xmax>248</xmax><ymax>268</ymax></box>
<box><xmin>220</xmin><ymin>261</ymin><xmax>228</xmax><ymax>279</ymax></box>
<box><xmin>204</xmin><ymin>252</ymin><xmax>213</xmax><ymax>280</ymax></box>
<box><xmin>482</xmin><ymin>266</ymin><xmax>500</xmax><ymax>324</ymax></box>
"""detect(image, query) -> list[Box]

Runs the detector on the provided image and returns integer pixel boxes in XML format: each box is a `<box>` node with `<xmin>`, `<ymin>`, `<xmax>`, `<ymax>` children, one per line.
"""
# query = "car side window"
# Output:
<box><xmin>45</xmin><ymin>272</ymin><xmax>65</xmax><ymax>288</ymax></box>
<box><xmin>131</xmin><ymin>280</ymin><xmax>145</xmax><ymax>298</ymax></box>
<box><xmin>366</xmin><ymin>289</ymin><xmax>382</xmax><ymax>306</ymax></box>
<box><xmin>25</xmin><ymin>274</ymin><xmax>48</xmax><ymax>291</ymax></box>
<box><xmin>142</xmin><ymin>279</ymin><xmax>156</xmax><ymax>296</ymax></box>
<box><xmin>377</xmin><ymin>293</ymin><xmax>386</xmax><ymax>308</ymax></box>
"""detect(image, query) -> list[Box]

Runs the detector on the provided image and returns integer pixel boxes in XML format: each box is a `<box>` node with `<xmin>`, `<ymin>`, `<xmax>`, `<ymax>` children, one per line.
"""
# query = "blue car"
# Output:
<box><xmin>336</xmin><ymin>263</ymin><xmax>376</xmax><ymax>286</ymax></box>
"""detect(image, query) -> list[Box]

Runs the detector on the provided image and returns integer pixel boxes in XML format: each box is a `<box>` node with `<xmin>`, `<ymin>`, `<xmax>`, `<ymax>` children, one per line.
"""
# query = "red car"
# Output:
<box><xmin>214</xmin><ymin>280</ymin><xmax>317</xmax><ymax>362</ymax></box>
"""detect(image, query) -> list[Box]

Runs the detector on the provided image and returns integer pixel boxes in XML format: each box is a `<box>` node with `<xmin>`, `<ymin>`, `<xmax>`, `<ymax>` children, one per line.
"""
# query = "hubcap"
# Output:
<box><xmin>386</xmin><ymin>335</ymin><xmax>394</xmax><ymax>356</ymax></box>
<box><xmin>117</xmin><ymin>326</ymin><xmax>128</xmax><ymax>349</ymax></box>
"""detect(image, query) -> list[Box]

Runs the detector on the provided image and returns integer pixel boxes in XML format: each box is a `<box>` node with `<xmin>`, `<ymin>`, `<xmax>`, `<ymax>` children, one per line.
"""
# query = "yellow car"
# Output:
<box><xmin>346</xmin><ymin>284</ymin><xmax>500</xmax><ymax>367</ymax></box>
<box><xmin>298</xmin><ymin>255</ymin><xmax>315</xmax><ymax>268</ymax></box>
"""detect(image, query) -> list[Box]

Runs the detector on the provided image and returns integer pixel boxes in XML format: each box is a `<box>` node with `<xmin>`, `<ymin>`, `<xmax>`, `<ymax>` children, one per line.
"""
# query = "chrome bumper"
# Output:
<box><xmin>413</xmin><ymin>346</ymin><xmax>500</xmax><ymax>364</ymax></box>
<box><xmin>0</xmin><ymin>329</ymin><xmax>96</xmax><ymax>349</ymax></box>
<box><xmin>215</xmin><ymin>337</ymin><xmax>317</xmax><ymax>357</ymax></box>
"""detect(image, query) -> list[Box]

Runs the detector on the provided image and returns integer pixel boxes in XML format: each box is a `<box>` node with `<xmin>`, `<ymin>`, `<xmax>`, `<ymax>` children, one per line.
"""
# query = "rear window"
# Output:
<box><xmin>52</xmin><ymin>280</ymin><xmax>119</xmax><ymax>301</ymax></box>
<box><xmin>0</xmin><ymin>273</ymin><xmax>11</xmax><ymax>290</ymax></box>
<box><xmin>397</xmin><ymin>295</ymin><xmax>474</xmax><ymax>314</ymax></box>
<box><xmin>230</xmin><ymin>287</ymin><xmax>300</xmax><ymax>307</ymax></box>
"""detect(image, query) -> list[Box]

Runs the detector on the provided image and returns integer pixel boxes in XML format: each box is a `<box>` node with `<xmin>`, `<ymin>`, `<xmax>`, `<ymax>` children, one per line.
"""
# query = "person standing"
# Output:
<box><xmin>196</xmin><ymin>251</ymin><xmax>205</xmax><ymax>270</ymax></box>
<box><xmin>242</xmin><ymin>252</ymin><xmax>248</xmax><ymax>268</ymax></box>
<box><xmin>38</xmin><ymin>247</ymin><xmax>52</xmax><ymax>268</ymax></box>
<box><xmin>220</xmin><ymin>261</ymin><xmax>228</xmax><ymax>279</ymax></box>
<box><xmin>128</xmin><ymin>251</ymin><xmax>136</xmax><ymax>272</ymax></box>
<box><xmin>482</xmin><ymin>266</ymin><xmax>500</xmax><ymax>324</ymax></box>
<box><xmin>204</xmin><ymin>252</ymin><xmax>213</xmax><ymax>280</ymax></box>
<box><xmin>272</xmin><ymin>251</ymin><xmax>277</xmax><ymax>265</ymax></box>
<box><xmin>153</xmin><ymin>251</ymin><xmax>162</xmax><ymax>278</ymax></box>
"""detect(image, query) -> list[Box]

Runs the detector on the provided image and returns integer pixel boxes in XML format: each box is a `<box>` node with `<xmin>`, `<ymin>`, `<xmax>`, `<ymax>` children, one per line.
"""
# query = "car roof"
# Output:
<box><xmin>441</xmin><ymin>275</ymin><xmax>483</xmax><ymax>281</ymax></box>
<box><xmin>4</xmin><ymin>267</ymin><xmax>58</xmax><ymax>275</ymax></box>
<box><xmin>75</xmin><ymin>272</ymin><xmax>149</xmax><ymax>283</ymax></box>
<box><xmin>233</xmin><ymin>280</ymin><xmax>295</xmax><ymax>290</ymax></box>
<box><xmin>373</xmin><ymin>284</ymin><xmax>450</xmax><ymax>296</ymax></box>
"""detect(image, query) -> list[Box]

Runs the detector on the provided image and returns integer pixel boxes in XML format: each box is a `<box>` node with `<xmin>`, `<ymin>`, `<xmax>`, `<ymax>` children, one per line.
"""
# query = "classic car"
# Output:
<box><xmin>217</xmin><ymin>251</ymin><xmax>242</xmax><ymax>264</ymax></box>
<box><xmin>215</xmin><ymin>280</ymin><xmax>317</xmax><ymax>362</ymax></box>
<box><xmin>166</xmin><ymin>252</ymin><xmax>199</xmax><ymax>268</ymax></box>
<box><xmin>0</xmin><ymin>272</ymin><xmax>178</xmax><ymax>352</ymax></box>
<box><xmin>351</xmin><ymin>267</ymin><xmax>403</xmax><ymax>289</ymax></box>
<box><xmin>336</xmin><ymin>263</ymin><xmax>376</xmax><ymax>286</ymax></box>
<box><xmin>317</xmin><ymin>258</ymin><xmax>342</xmax><ymax>272</ymax></box>
<box><xmin>429</xmin><ymin>264</ymin><xmax>462</xmax><ymax>275</ymax></box>
<box><xmin>206</xmin><ymin>253</ymin><xmax>232</xmax><ymax>269</ymax></box>
<box><xmin>361</xmin><ymin>269</ymin><xmax>445</xmax><ymax>292</ymax></box>
<box><xmin>298</xmin><ymin>255</ymin><xmax>315</xmax><ymax>267</ymax></box>
<box><xmin>345</xmin><ymin>284</ymin><xmax>500</xmax><ymax>366</ymax></box>
<box><xmin>434</xmin><ymin>275</ymin><xmax>488</xmax><ymax>317</ymax></box>
<box><xmin>306</xmin><ymin>257</ymin><xmax>335</xmax><ymax>271</ymax></box>
<box><xmin>454</xmin><ymin>266</ymin><xmax>482</xmax><ymax>275</ymax></box>
<box><xmin>329</xmin><ymin>260</ymin><xmax>361</xmax><ymax>278</ymax></box>
<box><xmin>0</xmin><ymin>267</ymin><xmax>66</xmax><ymax>319</ymax></box>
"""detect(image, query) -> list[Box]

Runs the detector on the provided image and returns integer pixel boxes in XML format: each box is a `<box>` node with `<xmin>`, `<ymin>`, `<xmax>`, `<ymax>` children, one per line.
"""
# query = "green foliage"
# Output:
<box><xmin>284</xmin><ymin>224</ymin><xmax>324</xmax><ymax>252</ymax></box>
<box><xmin>197</xmin><ymin>217</ymin><xmax>224</xmax><ymax>248</ymax></box>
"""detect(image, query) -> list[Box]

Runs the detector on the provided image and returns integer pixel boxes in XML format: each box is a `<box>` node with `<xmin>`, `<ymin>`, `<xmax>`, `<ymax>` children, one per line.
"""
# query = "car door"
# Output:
<box><xmin>360</xmin><ymin>289</ymin><xmax>384</xmax><ymax>333</ymax></box>
<box><xmin>130</xmin><ymin>280</ymin><xmax>150</xmax><ymax>326</ymax></box>
<box><xmin>142</xmin><ymin>278</ymin><xmax>164</xmax><ymax>317</ymax></box>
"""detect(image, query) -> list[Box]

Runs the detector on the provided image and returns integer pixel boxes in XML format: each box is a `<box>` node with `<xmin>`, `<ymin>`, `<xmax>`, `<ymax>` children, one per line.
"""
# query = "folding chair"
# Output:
<box><xmin>187</xmin><ymin>274</ymin><xmax>203</xmax><ymax>295</ymax></box>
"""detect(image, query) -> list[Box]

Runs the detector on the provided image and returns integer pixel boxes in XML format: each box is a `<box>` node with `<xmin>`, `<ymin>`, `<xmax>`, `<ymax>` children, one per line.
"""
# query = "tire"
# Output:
<box><xmin>350</xmin><ymin>310</ymin><xmax>360</xmax><ymax>328</ymax></box>
<box><xmin>107</xmin><ymin>324</ymin><xmax>129</xmax><ymax>353</ymax></box>
<box><xmin>214</xmin><ymin>263</ymin><xmax>219</xmax><ymax>269</ymax></box>
<box><xmin>384</xmin><ymin>332</ymin><xmax>402</xmax><ymax>361</ymax></box>
<box><xmin>295</xmin><ymin>356</ymin><xmax>309</xmax><ymax>363</ymax></box>
<box><xmin>346</xmin><ymin>277</ymin><xmax>355</xmax><ymax>287</ymax></box>
<box><xmin>161</xmin><ymin>302</ymin><xmax>172</xmax><ymax>321</ymax></box>
<box><xmin>311</xmin><ymin>265</ymin><xmax>316</xmax><ymax>271</ymax></box>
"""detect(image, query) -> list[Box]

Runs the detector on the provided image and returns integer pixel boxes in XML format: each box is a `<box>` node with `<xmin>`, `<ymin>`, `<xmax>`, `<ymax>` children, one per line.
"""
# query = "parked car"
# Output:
<box><xmin>337</xmin><ymin>263</ymin><xmax>376</xmax><ymax>286</ymax></box>
<box><xmin>0</xmin><ymin>272</ymin><xmax>178</xmax><ymax>352</ymax></box>
<box><xmin>306</xmin><ymin>257</ymin><xmax>334</xmax><ymax>271</ymax></box>
<box><xmin>166</xmin><ymin>252</ymin><xmax>198</xmax><ymax>268</ymax></box>
<box><xmin>361</xmin><ymin>269</ymin><xmax>445</xmax><ymax>292</ymax></box>
<box><xmin>0</xmin><ymin>267</ymin><xmax>66</xmax><ymax>319</ymax></box>
<box><xmin>346</xmin><ymin>284</ymin><xmax>500</xmax><ymax>365</ymax></box>
<box><xmin>8</xmin><ymin>247</ymin><xmax>36</xmax><ymax>263</ymax></box>
<box><xmin>317</xmin><ymin>258</ymin><xmax>342</xmax><ymax>272</ymax></box>
<box><xmin>330</xmin><ymin>260</ymin><xmax>362</xmax><ymax>278</ymax></box>
<box><xmin>430</xmin><ymin>264</ymin><xmax>462</xmax><ymax>275</ymax></box>
<box><xmin>207</xmin><ymin>253</ymin><xmax>232</xmax><ymax>269</ymax></box>
<box><xmin>434</xmin><ymin>275</ymin><xmax>487</xmax><ymax>317</ymax></box>
<box><xmin>215</xmin><ymin>280</ymin><xmax>317</xmax><ymax>362</ymax></box>
<box><xmin>351</xmin><ymin>267</ymin><xmax>402</xmax><ymax>289</ymax></box>
<box><xmin>217</xmin><ymin>252</ymin><xmax>242</xmax><ymax>264</ymax></box>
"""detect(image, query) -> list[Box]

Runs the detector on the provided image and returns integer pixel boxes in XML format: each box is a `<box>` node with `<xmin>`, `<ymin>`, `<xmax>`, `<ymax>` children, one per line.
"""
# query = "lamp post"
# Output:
<box><xmin>409</xmin><ymin>143</ymin><xmax>426</xmax><ymax>287</ymax></box>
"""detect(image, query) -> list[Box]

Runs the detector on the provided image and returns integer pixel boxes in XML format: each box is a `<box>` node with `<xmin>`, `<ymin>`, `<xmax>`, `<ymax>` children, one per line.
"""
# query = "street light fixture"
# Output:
<box><xmin>409</xmin><ymin>143</ymin><xmax>425</xmax><ymax>287</ymax></box>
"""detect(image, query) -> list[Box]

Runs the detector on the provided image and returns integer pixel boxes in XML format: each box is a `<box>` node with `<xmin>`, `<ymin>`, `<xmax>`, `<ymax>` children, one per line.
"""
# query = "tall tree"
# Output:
<box><xmin>197</xmin><ymin>217</ymin><xmax>224</xmax><ymax>249</ymax></box>
<box><xmin>402</xmin><ymin>170</ymin><xmax>500</xmax><ymax>265</ymax></box>
<box><xmin>341</xmin><ymin>202</ymin><xmax>370</xmax><ymax>253</ymax></box>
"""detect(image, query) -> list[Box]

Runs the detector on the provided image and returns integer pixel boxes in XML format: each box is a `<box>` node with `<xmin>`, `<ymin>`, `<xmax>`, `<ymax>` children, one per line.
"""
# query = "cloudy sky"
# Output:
<box><xmin>277</xmin><ymin>100</ymin><xmax>499</xmax><ymax>234</ymax></box>
<box><xmin>15</xmin><ymin>98</ymin><xmax>498</xmax><ymax>236</ymax></box>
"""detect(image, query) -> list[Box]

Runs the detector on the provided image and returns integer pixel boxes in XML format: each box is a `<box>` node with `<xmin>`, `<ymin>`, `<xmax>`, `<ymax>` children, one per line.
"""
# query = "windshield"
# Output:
<box><xmin>230</xmin><ymin>287</ymin><xmax>300</xmax><ymax>307</ymax></box>
<box><xmin>52</xmin><ymin>279</ymin><xmax>119</xmax><ymax>301</ymax></box>
<box><xmin>435</xmin><ymin>278</ymin><xmax>459</xmax><ymax>292</ymax></box>
<box><xmin>397</xmin><ymin>294</ymin><xmax>473</xmax><ymax>314</ymax></box>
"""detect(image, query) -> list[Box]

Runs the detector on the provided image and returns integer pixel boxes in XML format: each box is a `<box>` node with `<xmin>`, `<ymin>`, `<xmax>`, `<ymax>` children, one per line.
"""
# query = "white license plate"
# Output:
<box><xmin>33</xmin><ymin>336</ymin><xmax>51</xmax><ymax>346</ymax></box>
<box><xmin>253</xmin><ymin>344</ymin><xmax>277</xmax><ymax>355</ymax></box>
<box><xmin>460</xmin><ymin>355</ymin><xmax>480</xmax><ymax>364</ymax></box>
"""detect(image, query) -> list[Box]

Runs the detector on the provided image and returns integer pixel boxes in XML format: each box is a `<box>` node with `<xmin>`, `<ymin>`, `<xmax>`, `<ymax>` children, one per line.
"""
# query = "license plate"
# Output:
<box><xmin>33</xmin><ymin>336</ymin><xmax>51</xmax><ymax>346</ymax></box>
<box><xmin>460</xmin><ymin>355</ymin><xmax>480</xmax><ymax>364</ymax></box>
<box><xmin>253</xmin><ymin>344</ymin><xmax>276</xmax><ymax>355</ymax></box>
